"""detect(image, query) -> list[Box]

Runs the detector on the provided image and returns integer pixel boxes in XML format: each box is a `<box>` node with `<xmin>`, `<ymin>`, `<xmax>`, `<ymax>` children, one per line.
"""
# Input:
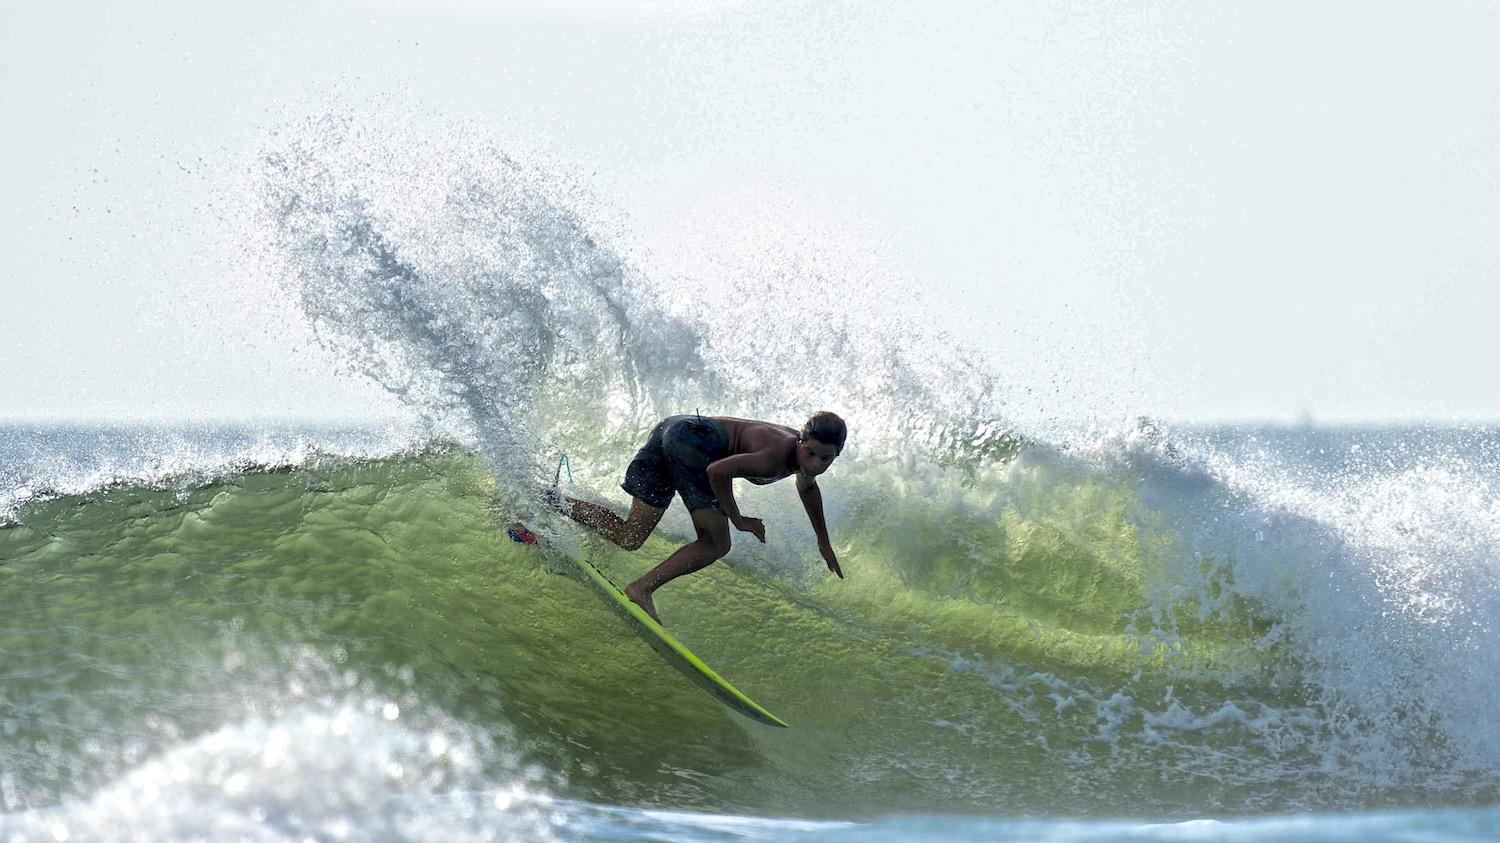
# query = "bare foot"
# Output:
<box><xmin>539</xmin><ymin>485</ymin><xmax>570</xmax><ymax>515</ymax></box>
<box><xmin>624</xmin><ymin>581</ymin><xmax>663</xmax><ymax>627</ymax></box>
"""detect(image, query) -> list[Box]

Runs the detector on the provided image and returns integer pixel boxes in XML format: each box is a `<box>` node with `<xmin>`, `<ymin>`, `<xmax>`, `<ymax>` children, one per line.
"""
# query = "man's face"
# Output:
<box><xmin>796</xmin><ymin>438</ymin><xmax>840</xmax><ymax>477</ymax></box>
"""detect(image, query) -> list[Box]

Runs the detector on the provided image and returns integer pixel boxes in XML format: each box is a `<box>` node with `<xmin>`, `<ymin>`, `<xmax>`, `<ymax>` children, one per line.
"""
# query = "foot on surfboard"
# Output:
<box><xmin>623</xmin><ymin>581</ymin><xmax>664</xmax><ymax>627</ymax></box>
<box><xmin>538</xmin><ymin>484</ymin><xmax>571</xmax><ymax>515</ymax></box>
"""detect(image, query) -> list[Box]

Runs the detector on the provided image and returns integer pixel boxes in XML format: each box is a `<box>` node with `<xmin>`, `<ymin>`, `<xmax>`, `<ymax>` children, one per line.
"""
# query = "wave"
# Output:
<box><xmin>2</xmin><ymin>433</ymin><xmax>1497</xmax><ymax>821</ymax></box>
<box><xmin>5</xmin><ymin>116</ymin><xmax>1499</xmax><ymax>828</ymax></box>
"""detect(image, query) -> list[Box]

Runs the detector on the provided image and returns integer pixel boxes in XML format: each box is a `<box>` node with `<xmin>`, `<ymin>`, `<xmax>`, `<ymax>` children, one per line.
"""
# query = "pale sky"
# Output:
<box><xmin>3</xmin><ymin>0</ymin><xmax>1498</xmax><ymax>425</ymax></box>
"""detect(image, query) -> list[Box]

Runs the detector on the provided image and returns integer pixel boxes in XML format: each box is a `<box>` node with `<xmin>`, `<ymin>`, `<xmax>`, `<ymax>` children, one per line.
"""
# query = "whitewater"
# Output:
<box><xmin>3</xmin><ymin>121</ymin><xmax>1499</xmax><ymax>842</ymax></box>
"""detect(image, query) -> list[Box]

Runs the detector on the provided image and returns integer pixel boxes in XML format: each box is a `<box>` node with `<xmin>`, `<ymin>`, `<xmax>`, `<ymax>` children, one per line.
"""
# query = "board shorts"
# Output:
<box><xmin>621</xmin><ymin>415</ymin><xmax>729</xmax><ymax>512</ymax></box>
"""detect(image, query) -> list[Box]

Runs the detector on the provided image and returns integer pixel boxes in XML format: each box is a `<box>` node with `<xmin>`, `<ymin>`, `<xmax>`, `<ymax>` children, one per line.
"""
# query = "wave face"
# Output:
<box><xmin>4</xmin><ymin>120</ymin><xmax>1500</xmax><ymax>836</ymax></box>
<box><xmin>3</xmin><ymin>427</ymin><xmax>1499</xmax><ymax>829</ymax></box>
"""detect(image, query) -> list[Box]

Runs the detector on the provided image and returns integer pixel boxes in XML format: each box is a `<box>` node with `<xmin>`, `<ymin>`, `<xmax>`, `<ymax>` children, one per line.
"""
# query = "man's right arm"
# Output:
<box><xmin>797</xmin><ymin>472</ymin><xmax>842</xmax><ymax>577</ymax></box>
<box><xmin>705</xmin><ymin>448</ymin><xmax>786</xmax><ymax>542</ymax></box>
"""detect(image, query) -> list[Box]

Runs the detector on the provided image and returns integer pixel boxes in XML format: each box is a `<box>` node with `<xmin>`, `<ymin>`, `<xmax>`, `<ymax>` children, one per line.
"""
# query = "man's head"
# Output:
<box><xmin>796</xmin><ymin>411</ymin><xmax>846</xmax><ymax>476</ymax></box>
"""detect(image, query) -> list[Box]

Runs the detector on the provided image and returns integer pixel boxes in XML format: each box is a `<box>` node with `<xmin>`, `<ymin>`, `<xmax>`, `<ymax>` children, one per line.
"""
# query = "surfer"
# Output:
<box><xmin>551</xmin><ymin>412</ymin><xmax>846</xmax><ymax>625</ymax></box>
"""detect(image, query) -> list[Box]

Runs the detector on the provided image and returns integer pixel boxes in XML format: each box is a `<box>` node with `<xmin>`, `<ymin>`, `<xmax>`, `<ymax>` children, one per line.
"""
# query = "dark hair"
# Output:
<box><xmin>800</xmin><ymin>411</ymin><xmax>847</xmax><ymax>452</ymax></box>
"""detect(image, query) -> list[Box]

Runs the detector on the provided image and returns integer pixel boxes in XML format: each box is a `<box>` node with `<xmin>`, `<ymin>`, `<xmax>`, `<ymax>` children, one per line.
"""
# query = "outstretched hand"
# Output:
<box><xmin>820</xmin><ymin>542</ymin><xmax>844</xmax><ymax>578</ymax></box>
<box><xmin>732</xmin><ymin>514</ymin><xmax>766</xmax><ymax>543</ymax></box>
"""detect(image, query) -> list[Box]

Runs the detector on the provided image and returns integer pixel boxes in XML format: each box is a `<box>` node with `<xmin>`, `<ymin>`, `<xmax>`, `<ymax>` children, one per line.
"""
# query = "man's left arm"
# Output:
<box><xmin>796</xmin><ymin>473</ymin><xmax>843</xmax><ymax>578</ymax></box>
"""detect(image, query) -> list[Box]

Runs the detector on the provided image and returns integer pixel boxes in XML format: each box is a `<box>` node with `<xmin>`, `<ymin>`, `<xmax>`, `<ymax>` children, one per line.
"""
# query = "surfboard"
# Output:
<box><xmin>511</xmin><ymin>526</ymin><xmax>789</xmax><ymax>728</ymax></box>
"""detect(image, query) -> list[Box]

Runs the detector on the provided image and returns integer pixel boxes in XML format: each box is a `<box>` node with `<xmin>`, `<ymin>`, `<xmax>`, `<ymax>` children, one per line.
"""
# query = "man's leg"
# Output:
<box><xmin>561</xmin><ymin>495</ymin><xmax>666</xmax><ymax>551</ymax></box>
<box><xmin>625</xmin><ymin>507</ymin><xmax>731</xmax><ymax>626</ymax></box>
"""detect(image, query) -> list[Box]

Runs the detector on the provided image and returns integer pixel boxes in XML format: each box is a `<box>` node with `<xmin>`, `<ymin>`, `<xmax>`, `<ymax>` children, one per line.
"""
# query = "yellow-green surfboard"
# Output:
<box><xmin>560</xmin><ymin>548</ymin><xmax>789</xmax><ymax>728</ymax></box>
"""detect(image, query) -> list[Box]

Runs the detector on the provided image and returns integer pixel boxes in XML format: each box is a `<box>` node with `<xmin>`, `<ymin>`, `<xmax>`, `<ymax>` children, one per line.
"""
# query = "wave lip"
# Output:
<box><xmin>0</xmin><ymin>421</ymin><xmax>422</xmax><ymax>522</ymax></box>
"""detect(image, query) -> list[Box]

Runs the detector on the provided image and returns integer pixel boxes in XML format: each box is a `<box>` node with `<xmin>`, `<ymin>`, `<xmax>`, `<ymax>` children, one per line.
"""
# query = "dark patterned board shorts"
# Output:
<box><xmin>621</xmin><ymin>415</ymin><xmax>729</xmax><ymax>512</ymax></box>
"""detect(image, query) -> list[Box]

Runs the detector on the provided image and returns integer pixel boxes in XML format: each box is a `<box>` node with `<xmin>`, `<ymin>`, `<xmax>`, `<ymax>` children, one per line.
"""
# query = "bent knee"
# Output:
<box><xmin>690</xmin><ymin>534</ymin><xmax>731</xmax><ymax>561</ymax></box>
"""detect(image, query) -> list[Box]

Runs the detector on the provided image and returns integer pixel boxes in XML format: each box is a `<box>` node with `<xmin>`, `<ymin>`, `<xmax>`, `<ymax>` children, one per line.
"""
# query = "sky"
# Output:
<box><xmin>2</xmin><ymin>0</ymin><xmax>1498</xmax><ymax>425</ymax></box>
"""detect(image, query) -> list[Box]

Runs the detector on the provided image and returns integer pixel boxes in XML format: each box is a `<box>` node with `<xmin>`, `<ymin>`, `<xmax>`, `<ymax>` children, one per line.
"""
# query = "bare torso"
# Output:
<box><xmin>714</xmin><ymin>417</ymin><xmax>800</xmax><ymax>484</ymax></box>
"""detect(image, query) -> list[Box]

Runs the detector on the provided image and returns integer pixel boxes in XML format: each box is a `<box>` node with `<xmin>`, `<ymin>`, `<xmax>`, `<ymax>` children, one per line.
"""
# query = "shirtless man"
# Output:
<box><xmin>555</xmin><ymin>411</ymin><xmax>846</xmax><ymax>625</ymax></box>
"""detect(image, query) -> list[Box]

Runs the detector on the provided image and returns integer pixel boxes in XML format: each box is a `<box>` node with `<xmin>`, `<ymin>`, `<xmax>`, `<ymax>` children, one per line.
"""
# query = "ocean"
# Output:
<box><xmin>4</xmin><ymin>121</ymin><xmax>1499</xmax><ymax>841</ymax></box>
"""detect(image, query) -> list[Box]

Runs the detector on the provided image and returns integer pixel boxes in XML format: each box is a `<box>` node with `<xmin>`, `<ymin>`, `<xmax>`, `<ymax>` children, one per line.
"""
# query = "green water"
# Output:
<box><xmin>4</xmin><ymin>444</ymin><xmax>1480</xmax><ymax>819</ymax></box>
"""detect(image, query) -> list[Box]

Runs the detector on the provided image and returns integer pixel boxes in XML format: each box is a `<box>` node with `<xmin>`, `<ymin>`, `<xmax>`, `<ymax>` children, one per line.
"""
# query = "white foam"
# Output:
<box><xmin>1153</xmin><ymin>427</ymin><xmax>1500</xmax><ymax>780</ymax></box>
<box><xmin>4</xmin><ymin>698</ymin><xmax>558</xmax><ymax>843</ymax></box>
<box><xmin>0</xmin><ymin>422</ymin><xmax>424</xmax><ymax>522</ymax></box>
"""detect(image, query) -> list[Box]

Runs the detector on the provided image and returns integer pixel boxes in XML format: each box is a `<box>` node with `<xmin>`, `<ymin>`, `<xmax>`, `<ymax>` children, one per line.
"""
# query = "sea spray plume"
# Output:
<box><xmin>674</xmin><ymin>217</ymin><xmax>1022</xmax><ymax>470</ymax></box>
<box><xmin>247</xmin><ymin>117</ymin><xmax>716</xmax><ymax>475</ymax></box>
<box><xmin>246</xmin><ymin>117</ymin><xmax>1020</xmax><ymax>481</ymax></box>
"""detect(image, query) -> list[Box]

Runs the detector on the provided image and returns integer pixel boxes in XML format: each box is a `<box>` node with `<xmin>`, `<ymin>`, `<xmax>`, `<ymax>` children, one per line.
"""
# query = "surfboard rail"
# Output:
<box><xmin>564</xmin><ymin>550</ymin><xmax>790</xmax><ymax>728</ymax></box>
<box><xmin>508</xmin><ymin>520</ymin><xmax>787</xmax><ymax>727</ymax></box>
